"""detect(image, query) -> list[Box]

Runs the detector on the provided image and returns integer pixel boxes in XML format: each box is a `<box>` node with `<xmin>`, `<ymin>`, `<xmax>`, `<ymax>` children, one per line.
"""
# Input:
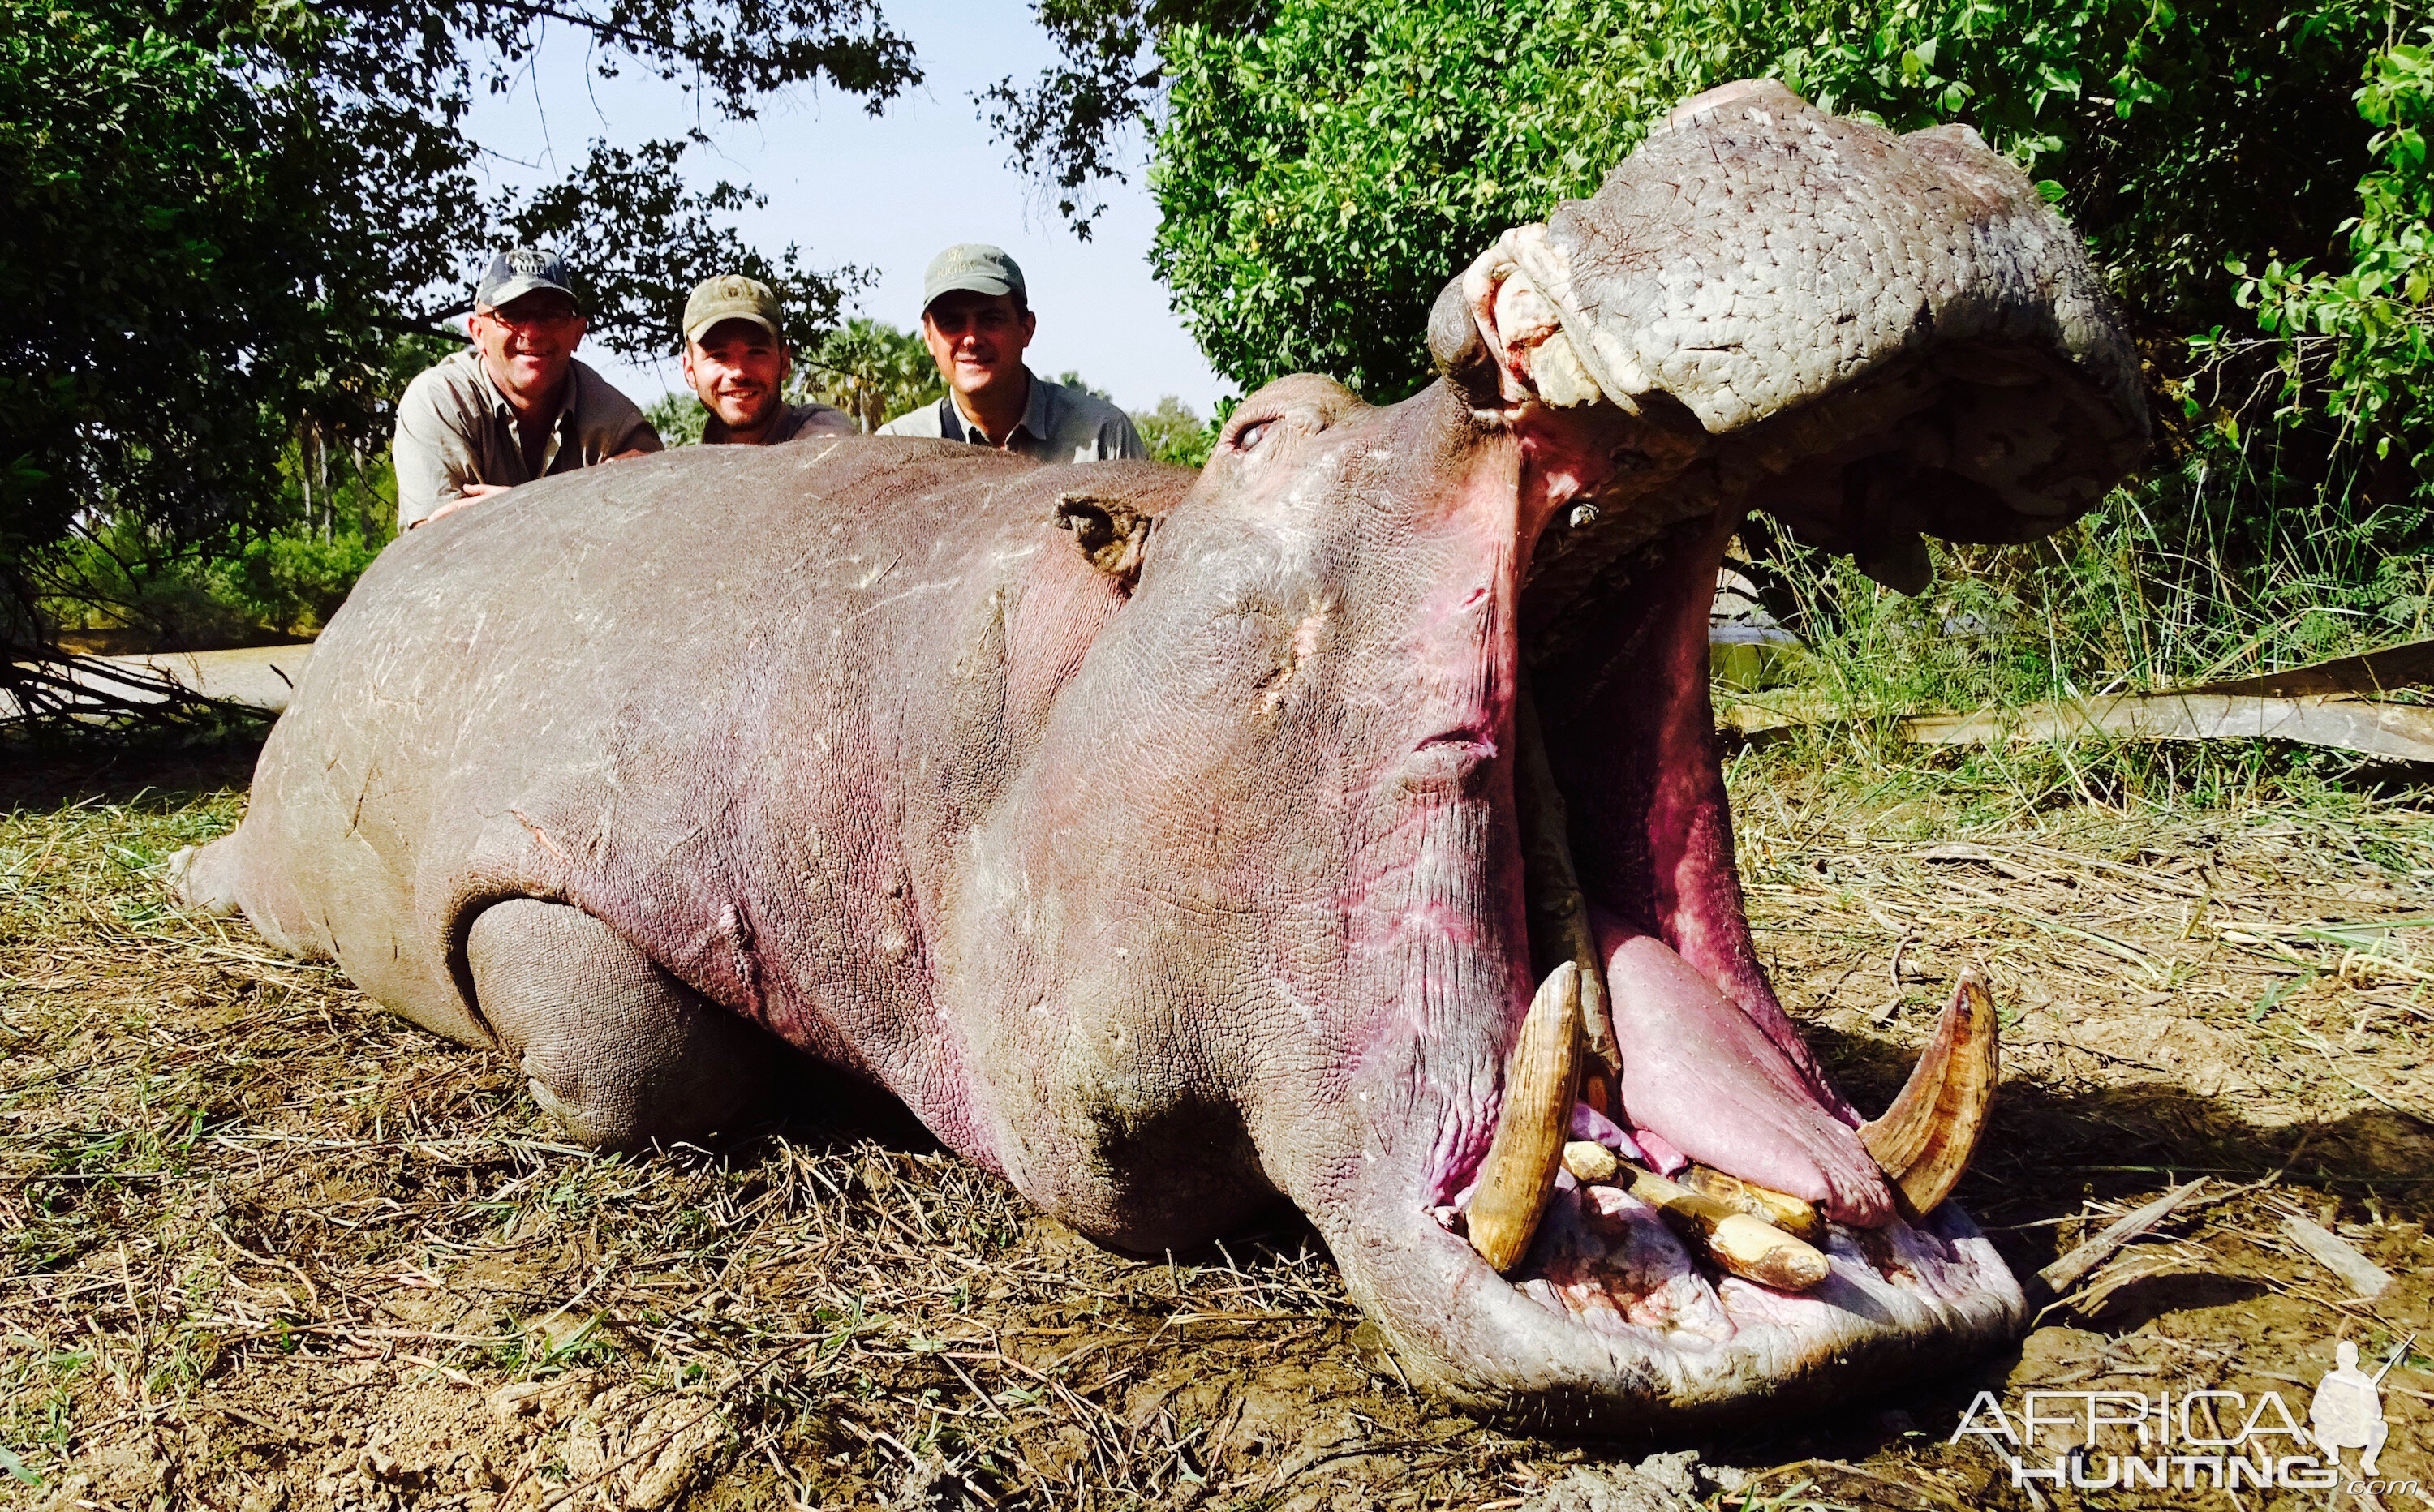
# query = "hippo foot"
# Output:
<box><xmin>465</xmin><ymin>899</ymin><xmax>781</xmax><ymax>1150</ymax></box>
<box><xmin>163</xmin><ymin>838</ymin><xmax>243</xmax><ymax>917</ymax></box>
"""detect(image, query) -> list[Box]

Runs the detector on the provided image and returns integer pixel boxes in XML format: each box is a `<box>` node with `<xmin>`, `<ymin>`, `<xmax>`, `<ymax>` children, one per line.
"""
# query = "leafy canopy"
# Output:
<box><xmin>1134</xmin><ymin>0</ymin><xmax>2396</xmax><ymax>397</ymax></box>
<box><xmin>3</xmin><ymin>0</ymin><xmax>917</xmax><ymax>674</ymax></box>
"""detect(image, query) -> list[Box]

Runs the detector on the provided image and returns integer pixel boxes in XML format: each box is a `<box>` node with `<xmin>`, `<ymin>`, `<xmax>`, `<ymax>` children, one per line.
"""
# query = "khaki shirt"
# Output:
<box><xmin>393</xmin><ymin>348</ymin><xmax>662</xmax><ymax>529</ymax></box>
<box><xmin>877</xmin><ymin>370</ymin><xmax>1146</xmax><ymax>462</ymax></box>
<box><xmin>704</xmin><ymin>400</ymin><xmax>857</xmax><ymax>446</ymax></box>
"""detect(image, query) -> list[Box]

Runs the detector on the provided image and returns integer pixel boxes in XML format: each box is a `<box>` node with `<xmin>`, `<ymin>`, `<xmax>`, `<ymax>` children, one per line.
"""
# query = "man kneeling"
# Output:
<box><xmin>682</xmin><ymin>276</ymin><xmax>855</xmax><ymax>445</ymax></box>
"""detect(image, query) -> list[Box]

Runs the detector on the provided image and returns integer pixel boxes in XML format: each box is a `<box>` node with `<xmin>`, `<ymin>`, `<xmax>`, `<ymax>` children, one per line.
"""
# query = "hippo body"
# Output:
<box><xmin>214</xmin><ymin>441</ymin><xmax>1249</xmax><ymax>1237</ymax></box>
<box><xmin>179</xmin><ymin>83</ymin><xmax>2146</xmax><ymax>1425</ymax></box>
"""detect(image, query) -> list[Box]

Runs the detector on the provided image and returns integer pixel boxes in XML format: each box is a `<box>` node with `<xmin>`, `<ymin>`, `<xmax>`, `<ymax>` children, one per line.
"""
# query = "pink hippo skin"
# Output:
<box><xmin>173</xmin><ymin>81</ymin><xmax>2144</xmax><ymax>1428</ymax></box>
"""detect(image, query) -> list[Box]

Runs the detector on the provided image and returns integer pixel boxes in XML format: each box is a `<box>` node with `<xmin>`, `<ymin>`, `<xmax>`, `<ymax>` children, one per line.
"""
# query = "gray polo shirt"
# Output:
<box><xmin>704</xmin><ymin>400</ymin><xmax>857</xmax><ymax>446</ymax></box>
<box><xmin>876</xmin><ymin>369</ymin><xmax>1146</xmax><ymax>462</ymax></box>
<box><xmin>393</xmin><ymin>347</ymin><xmax>662</xmax><ymax>529</ymax></box>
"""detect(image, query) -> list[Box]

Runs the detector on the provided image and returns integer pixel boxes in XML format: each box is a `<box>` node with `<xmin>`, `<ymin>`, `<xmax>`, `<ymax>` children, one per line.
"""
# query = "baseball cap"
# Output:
<box><xmin>475</xmin><ymin>247</ymin><xmax>578</xmax><ymax>311</ymax></box>
<box><xmin>922</xmin><ymin>244</ymin><xmax>1026</xmax><ymax>311</ymax></box>
<box><xmin>683</xmin><ymin>274</ymin><xmax>785</xmax><ymax>346</ymax></box>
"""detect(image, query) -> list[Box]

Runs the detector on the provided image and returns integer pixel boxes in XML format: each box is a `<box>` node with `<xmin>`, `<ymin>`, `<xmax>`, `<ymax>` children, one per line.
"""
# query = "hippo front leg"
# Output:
<box><xmin>465</xmin><ymin>899</ymin><xmax>780</xmax><ymax>1149</ymax></box>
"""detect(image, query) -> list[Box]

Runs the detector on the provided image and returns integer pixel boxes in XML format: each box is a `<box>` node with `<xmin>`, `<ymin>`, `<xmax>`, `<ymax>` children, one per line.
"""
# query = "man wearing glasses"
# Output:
<box><xmin>393</xmin><ymin>247</ymin><xmax>661</xmax><ymax>530</ymax></box>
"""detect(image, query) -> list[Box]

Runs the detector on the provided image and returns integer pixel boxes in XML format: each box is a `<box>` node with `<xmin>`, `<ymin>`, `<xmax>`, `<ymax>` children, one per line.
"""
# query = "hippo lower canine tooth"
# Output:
<box><xmin>1859</xmin><ymin>967</ymin><xmax>2002</xmax><ymax>1218</ymax></box>
<box><xmin>1464</xmin><ymin>963</ymin><xmax>1585</xmax><ymax>1274</ymax></box>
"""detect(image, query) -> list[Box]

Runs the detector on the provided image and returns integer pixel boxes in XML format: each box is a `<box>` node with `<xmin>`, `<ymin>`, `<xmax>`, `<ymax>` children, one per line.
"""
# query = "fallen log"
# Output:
<box><xmin>1724</xmin><ymin>637</ymin><xmax>2434</xmax><ymax>764</ymax></box>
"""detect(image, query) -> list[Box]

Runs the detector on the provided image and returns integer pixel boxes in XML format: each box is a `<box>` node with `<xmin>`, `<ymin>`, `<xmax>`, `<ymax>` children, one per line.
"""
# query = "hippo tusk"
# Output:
<box><xmin>1512</xmin><ymin>686</ymin><xmax>1621</xmax><ymax>1112</ymax></box>
<box><xmin>1466</xmin><ymin>961</ymin><xmax>1584</xmax><ymax>1274</ymax></box>
<box><xmin>1858</xmin><ymin>965</ymin><xmax>2001</xmax><ymax>1218</ymax></box>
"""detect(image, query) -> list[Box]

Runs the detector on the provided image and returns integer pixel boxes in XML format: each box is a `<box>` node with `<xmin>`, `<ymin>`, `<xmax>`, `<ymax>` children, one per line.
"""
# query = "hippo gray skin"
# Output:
<box><xmin>175</xmin><ymin>81</ymin><xmax>2144</xmax><ymax>1427</ymax></box>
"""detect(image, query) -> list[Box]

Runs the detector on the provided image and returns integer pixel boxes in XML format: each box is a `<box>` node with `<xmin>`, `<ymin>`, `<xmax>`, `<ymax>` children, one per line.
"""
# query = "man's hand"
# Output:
<box><xmin>414</xmin><ymin>483</ymin><xmax>511</xmax><ymax>527</ymax></box>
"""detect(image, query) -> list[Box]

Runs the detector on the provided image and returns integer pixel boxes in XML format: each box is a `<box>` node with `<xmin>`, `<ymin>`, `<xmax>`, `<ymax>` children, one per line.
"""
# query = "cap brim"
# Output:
<box><xmin>924</xmin><ymin>275</ymin><xmax>1016</xmax><ymax>307</ymax></box>
<box><xmin>482</xmin><ymin>275</ymin><xmax>580</xmax><ymax>311</ymax></box>
<box><xmin>686</xmin><ymin>311</ymin><xmax>782</xmax><ymax>346</ymax></box>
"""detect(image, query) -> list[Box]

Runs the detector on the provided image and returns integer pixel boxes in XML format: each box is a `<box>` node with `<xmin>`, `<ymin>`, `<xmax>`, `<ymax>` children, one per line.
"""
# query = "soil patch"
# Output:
<box><xmin>1</xmin><ymin>738</ymin><xmax>2428</xmax><ymax>1510</ymax></box>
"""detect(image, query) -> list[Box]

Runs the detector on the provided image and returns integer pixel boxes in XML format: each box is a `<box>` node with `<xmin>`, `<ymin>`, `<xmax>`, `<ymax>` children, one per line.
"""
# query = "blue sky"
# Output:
<box><xmin>461</xmin><ymin>1</ymin><xmax>1231</xmax><ymax>416</ymax></box>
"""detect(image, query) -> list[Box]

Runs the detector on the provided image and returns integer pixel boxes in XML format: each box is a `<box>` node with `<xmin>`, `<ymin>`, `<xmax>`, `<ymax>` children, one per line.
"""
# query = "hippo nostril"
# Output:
<box><xmin>1400</xmin><ymin>732</ymin><xmax>1495</xmax><ymax>793</ymax></box>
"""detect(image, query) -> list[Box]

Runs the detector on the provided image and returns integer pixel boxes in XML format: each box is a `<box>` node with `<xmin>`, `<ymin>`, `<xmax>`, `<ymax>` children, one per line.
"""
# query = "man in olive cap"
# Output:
<box><xmin>878</xmin><ymin>244</ymin><xmax>1145</xmax><ymax>462</ymax></box>
<box><xmin>393</xmin><ymin>247</ymin><xmax>660</xmax><ymax>530</ymax></box>
<box><xmin>681</xmin><ymin>275</ymin><xmax>854</xmax><ymax>445</ymax></box>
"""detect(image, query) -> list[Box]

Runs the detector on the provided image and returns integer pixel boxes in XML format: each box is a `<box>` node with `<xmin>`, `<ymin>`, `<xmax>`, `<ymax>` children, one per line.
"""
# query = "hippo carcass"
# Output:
<box><xmin>174</xmin><ymin>82</ymin><xmax>2144</xmax><ymax>1425</ymax></box>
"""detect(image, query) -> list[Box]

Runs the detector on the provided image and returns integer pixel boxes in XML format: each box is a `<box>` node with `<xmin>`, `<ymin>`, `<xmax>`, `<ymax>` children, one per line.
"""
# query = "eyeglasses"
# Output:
<box><xmin>477</xmin><ymin>304</ymin><xmax>581</xmax><ymax>332</ymax></box>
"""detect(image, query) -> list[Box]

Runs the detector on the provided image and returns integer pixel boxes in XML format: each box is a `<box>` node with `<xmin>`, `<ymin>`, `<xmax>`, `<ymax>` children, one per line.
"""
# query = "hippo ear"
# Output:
<box><xmin>1054</xmin><ymin>492</ymin><xmax>1153</xmax><ymax>585</ymax></box>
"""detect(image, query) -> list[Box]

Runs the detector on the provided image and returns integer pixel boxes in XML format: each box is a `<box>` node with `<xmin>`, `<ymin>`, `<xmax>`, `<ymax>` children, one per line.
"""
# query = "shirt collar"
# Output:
<box><xmin>942</xmin><ymin>367</ymin><xmax>1051</xmax><ymax>448</ymax></box>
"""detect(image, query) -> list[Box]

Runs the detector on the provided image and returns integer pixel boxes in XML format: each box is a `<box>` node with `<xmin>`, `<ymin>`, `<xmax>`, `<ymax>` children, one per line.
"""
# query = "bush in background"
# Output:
<box><xmin>1145</xmin><ymin>0</ymin><xmax>2434</xmax><ymax>705</ymax></box>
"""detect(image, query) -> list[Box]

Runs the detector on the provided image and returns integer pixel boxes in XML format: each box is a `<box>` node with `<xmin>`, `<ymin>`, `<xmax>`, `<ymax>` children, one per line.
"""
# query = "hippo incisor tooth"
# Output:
<box><xmin>1858</xmin><ymin>964</ymin><xmax>2001</xmax><ymax>1218</ymax></box>
<box><xmin>1680</xmin><ymin>1164</ymin><xmax>1825</xmax><ymax>1244</ymax></box>
<box><xmin>1466</xmin><ymin>961</ymin><xmax>1583</xmax><ymax>1275</ymax></box>
<box><xmin>1562</xmin><ymin>1140</ymin><xmax>1620</xmax><ymax>1184</ymax></box>
<box><xmin>1623</xmin><ymin>1166</ymin><xmax>1830</xmax><ymax>1292</ymax></box>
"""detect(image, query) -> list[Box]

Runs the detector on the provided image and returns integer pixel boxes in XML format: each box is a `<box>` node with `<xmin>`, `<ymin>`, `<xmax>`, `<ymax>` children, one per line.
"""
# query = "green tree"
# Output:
<box><xmin>1129</xmin><ymin>395</ymin><xmax>1217</xmax><ymax>466</ymax></box>
<box><xmin>1137</xmin><ymin>0</ymin><xmax>2399</xmax><ymax>399</ymax></box>
<box><xmin>802</xmin><ymin>317</ymin><xmax>944</xmax><ymax>432</ymax></box>
<box><xmin>3</xmin><ymin>0</ymin><xmax>918</xmax><ymax>715</ymax></box>
<box><xmin>2243</xmin><ymin>35</ymin><xmax>2434</xmax><ymax>477</ymax></box>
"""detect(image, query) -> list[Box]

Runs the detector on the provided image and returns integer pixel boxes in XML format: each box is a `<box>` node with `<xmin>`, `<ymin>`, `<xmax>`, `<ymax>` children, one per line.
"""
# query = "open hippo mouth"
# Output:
<box><xmin>1267</xmin><ymin>80</ymin><xmax>2146</xmax><ymax>1426</ymax></box>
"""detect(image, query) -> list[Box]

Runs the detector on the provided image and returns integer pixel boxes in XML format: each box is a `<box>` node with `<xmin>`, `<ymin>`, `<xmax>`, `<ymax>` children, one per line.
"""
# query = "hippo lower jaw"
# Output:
<box><xmin>1326</xmin><ymin>495</ymin><xmax>2023</xmax><ymax>1428</ymax></box>
<box><xmin>1343</xmin><ymin>1170</ymin><xmax>2023</xmax><ymax>1426</ymax></box>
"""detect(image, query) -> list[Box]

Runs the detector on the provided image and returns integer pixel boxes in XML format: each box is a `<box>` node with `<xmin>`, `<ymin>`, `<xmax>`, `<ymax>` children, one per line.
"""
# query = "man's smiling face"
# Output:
<box><xmin>468</xmin><ymin>290</ymin><xmax>584</xmax><ymax>410</ymax></box>
<box><xmin>683</xmin><ymin>319</ymin><xmax>790</xmax><ymax>432</ymax></box>
<box><xmin>922</xmin><ymin>290</ymin><xmax>1035</xmax><ymax>410</ymax></box>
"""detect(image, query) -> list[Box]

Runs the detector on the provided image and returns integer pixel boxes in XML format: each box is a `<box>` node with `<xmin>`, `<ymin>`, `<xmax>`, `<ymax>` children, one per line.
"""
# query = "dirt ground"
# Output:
<box><xmin>1</xmin><ymin>731</ymin><xmax>2428</xmax><ymax>1511</ymax></box>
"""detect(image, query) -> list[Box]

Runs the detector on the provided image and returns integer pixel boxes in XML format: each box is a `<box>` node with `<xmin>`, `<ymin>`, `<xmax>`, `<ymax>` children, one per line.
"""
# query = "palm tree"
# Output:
<box><xmin>800</xmin><ymin>319</ymin><xmax>943</xmax><ymax>433</ymax></box>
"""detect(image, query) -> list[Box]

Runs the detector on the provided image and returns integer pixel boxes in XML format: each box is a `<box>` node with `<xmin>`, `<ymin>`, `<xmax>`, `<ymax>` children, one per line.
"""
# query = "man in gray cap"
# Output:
<box><xmin>877</xmin><ymin>244</ymin><xmax>1145</xmax><ymax>462</ymax></box>
<box><xmin>680</xmin><ymin>274</ymin><xmax>854</xmax><ymax>445</ymax></box>
<box><xmin>392</xmin><ymin>247</ymin><xmax>661</xmax><ymax>530</ymax></box>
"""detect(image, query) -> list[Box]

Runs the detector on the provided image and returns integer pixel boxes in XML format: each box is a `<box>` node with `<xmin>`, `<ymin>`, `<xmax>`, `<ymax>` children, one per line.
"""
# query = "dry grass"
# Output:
<box><xmin>0</xmin><ymin>732</ymin><xmax>2429</xmax><ymax>1511</ymax></box>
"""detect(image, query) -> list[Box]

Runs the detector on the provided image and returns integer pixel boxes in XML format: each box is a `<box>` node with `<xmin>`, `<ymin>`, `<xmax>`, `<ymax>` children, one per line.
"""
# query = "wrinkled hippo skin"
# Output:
<box><xmin>175</xmin><ymin>83</ymin><xmax>2144</xmax><ymax>1428</ymax></box>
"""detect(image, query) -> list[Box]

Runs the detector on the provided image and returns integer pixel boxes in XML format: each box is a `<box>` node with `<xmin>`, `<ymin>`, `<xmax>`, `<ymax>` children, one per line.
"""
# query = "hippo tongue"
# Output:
<box><xmin>1603</xmin><ymin>929</ymin><xmax>1893</xmax><ymax>1227</ymax></box>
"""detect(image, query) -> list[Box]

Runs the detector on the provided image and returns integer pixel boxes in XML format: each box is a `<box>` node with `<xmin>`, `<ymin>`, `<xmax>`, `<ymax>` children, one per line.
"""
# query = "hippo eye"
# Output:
<box><xmin>1231</xmin><ymin>419</ymin><xmax>1273</xmax><ymax>452</ymax></box>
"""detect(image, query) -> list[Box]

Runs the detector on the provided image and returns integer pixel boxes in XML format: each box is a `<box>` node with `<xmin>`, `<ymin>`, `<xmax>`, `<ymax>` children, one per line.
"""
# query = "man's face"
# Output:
<box><xmin>682</xmin><ymin>319</ymin><xmax>790</xmax><ymax>432</ymax></box>
<box><xmin>469</xmin><ymin>291</ymin><xmax>584</xmax><ymax>408</ymax></box>
<box><xmin>921</xmin><ymin>290</ymin><xmax>1034</xmax><ymax>405</ymax></box>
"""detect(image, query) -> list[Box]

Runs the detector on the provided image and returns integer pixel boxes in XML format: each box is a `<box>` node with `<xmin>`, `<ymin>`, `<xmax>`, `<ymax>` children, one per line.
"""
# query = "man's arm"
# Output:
<box><xmin>613</xmin><ymin>415</ymin><xmax>664</xmax><ymax>457</ymax></box>
<box><xmin>876</xmin><ymin>400</ymin><xmax>948</xmax><ymax>438</ymax></box>
<box><xmin>393</xmin><ymin>378</ymin><xmax>476</xmax><ymax>530</ymax></box>
<box><xmin>1104</xmin><ymin>410</ymin><xmax>1148</xmax><ymax>462</ymax></box>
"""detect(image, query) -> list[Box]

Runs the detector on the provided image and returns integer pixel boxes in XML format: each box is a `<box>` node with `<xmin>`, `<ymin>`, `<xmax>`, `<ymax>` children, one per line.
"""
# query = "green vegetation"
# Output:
<box><xmin>1103</xmin><ymin>0</ymin><xmax>2434</xmax><ymax>706</ymax></box>
<box><xmin>1148</xmin><ymin>0</ymin><xmax>2397</xmax><ymax>399</ymax></box>
<box><xmin>1131</xmin><ymin>395</ymin><xmax>1220</xmax><ymax>466</ymax></box>
<box><xmin>5</xmin><ymin>0</ymin><xmax>916</xmax><ymax>696</ymax></box>
<box><xmin>804</xmin><ymin>318</ymin><xmax>947</xmax><ymax>433</ymax></box>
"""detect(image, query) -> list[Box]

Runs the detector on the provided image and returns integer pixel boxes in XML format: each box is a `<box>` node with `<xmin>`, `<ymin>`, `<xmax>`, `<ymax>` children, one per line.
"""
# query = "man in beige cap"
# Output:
<box><xmin>680</xmin><ymin>275</ymin><xmax>854</xmax><ymax>445</ymax></box>
<box><xmin>878</xmin><ymin>244</ymin><xmax>1145</xmax><ymax>462</ymax></box>
<box><xmin>393</xmin><ymin>247</ymin><xmax>660</xmax><ymax>530</ymax></box>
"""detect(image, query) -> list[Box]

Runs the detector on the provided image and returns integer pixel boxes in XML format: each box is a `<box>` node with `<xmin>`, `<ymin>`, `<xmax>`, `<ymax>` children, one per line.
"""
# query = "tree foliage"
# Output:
<box><xmin>3</xmin><ymin>0</ymin><xmax>917</xmax><ymax>700</ymax></box>
<box><xmin>983</xmin><ymin>0</ymin><xmax>1266</xmax><ymax>236</ymax></box>
<box><xmin>1137</xmin><ymin>0</ymin><xmax>2402</xmax><ymax>398</ymax></box>
<box><xmin>801</xmin><ymin>317</ymin><xmax>943</xmax><ymax>432</ymax></box>
<box><xmin>2240</xmin><ymin>34</ymin><xmax>2434</xmax><ymax>477</ymax></box>
<box><xmin>1129</xmin><ymin>395</ymin><xmax>1217</xmax><ymax>466</ymax></box>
